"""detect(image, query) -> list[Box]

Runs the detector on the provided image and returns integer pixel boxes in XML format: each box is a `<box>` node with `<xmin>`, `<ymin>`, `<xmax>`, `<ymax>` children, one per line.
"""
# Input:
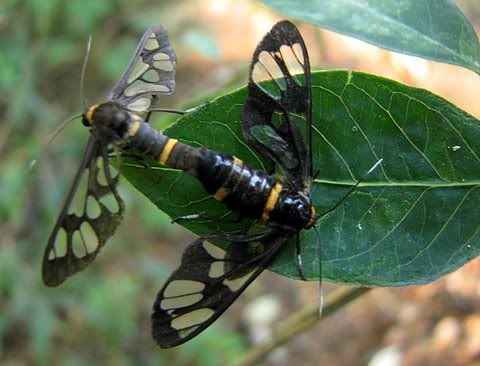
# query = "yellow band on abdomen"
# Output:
<box><xmin>262</xmin><ymin>183</ymin><xmax>282</xmax><ymax>222</ymax></box>
<box><xmin>158</xmin><ymin>138</ymin><xmax>178</xmax><ymax>165</ymax></box>
<box><xmin>212</xmin><ymin>156</ymin><xmax>244</xmax><ymax>202</ymax></box>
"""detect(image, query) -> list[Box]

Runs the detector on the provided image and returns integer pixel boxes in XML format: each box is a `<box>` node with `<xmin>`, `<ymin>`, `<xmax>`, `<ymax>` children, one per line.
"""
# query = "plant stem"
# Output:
<box><xmin>233</xmin><ymin>286</ymin><xmax>371</xmax><ymax>366</ymax></box>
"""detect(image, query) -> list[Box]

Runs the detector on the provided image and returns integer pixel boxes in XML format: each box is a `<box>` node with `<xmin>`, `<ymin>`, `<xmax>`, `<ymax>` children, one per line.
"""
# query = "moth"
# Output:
<box><xmin>150</xmin><ymin>20</ymin><xmax>316</xmax><ymax>347</ymax></box>
<box><xmin>44</xmin><ymin>20</ymin><xmax>317</xmax><ymax>348</ymax></box>
<box><xmin>43</xmin><ymin>25</ymin><xmax>178</xmax><ymax>286</ymax></box>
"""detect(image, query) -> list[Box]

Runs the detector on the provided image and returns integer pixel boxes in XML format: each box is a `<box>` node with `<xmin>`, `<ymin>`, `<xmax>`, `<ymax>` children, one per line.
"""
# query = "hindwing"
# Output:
<box><xmin>152</xmin><ymin>233</ymin><xmax>287</xmax><ymax>347</ymax></box>
<box><xmin>110</xmin><ymin>25</ymin><xmax>176</xmax><ymax>114</ymax></box>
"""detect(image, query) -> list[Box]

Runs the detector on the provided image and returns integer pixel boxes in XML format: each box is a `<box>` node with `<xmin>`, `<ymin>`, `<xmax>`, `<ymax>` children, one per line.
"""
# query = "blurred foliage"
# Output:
<box><xmin>0</xmin><ymin>0</ymin><xmax>246</xmax><ymax>364</ymax></box>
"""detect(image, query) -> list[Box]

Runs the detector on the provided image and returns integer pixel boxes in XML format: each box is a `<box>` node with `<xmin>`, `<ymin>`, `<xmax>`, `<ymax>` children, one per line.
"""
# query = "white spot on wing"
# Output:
<box><xmin>124</xmin><ymin>80</ymin><xmax>170</xmax><ymax>97</ymax></box>
<box><xmin>279</xmin><ymin>44</ymin><xmax>305</xmax><ymax>85</ymax></box>
<box><xmin>253</xmin><ymin>51</ymin><xmax>284</xmax><ymax>99</ymax></box>
<box><xmin>171</xmin><ymin>308</ymin><xmax>214</xmax><ymax>330</ymax></box>
<box><xmin>144</xmin><ymin>37</ymin><xmax>159</xmax><ymax>51</ymax></box>
<box><xmin>127</xmin><ymin>97</ymin><xmax>151</xmax><ymax>112</ymax></box>
<box><xmin>142</xmin><ymin>69</ymin><xmax>159</xmax><ymax>83</ymax></box>
<box><xmin>53</xmin><ymin>228</ymin><xmax>68</xmax><ymax>258</ymax></box>
<box><xmin>223</xmin><ymin>271</ymin><xmax>254</xmax><ymax>292</ymax></box>
<box><xmin>99</xmin><ymin>193</ymin><xmax>120</xmax><ymax>213</ymax></box>
<box><xmin>86</xmin><ymin>196</ymin><xmax>101</xmax><ymax>219</ymax></box>
<box><xmin>80</xmin><ymin>221</ymin><xmax>99</xmax><ymax>254</ymax></box>
<box><xmin>178</xmin><ymin>325</ymin><xmax>200</xmax><ymax>339</ymax></box>
<box><xmin>152</xmin><ymin>52</ymin><xmax>170</xmax><ymax>61</ymax></box>
<box><xmin>202</xmin><ymin>241</ymin><xmax>225</xmax><ymax>259</ymax></box>
<box><xmin>164</xmin><ymin>280</ymin><xmax>205</xmax><ymax>297</ymax></box>
<box><xmin>127</xmin><ymin>61</ymin><xmax>149</xmax><ymax>84</ymax></box>
<box><xmin>153</xmin><ymin>60</ymin><xmax>174</xmax><ymax>72</ymax></box>
<box><xmin>160</xmin><ymin>293</ymin><xmax>203</xmax><ymax>310</ymax></box>
<box><xmin>208</xmin><ymin>261</ymin><xmax>224</xmax><ymax>278</ymax></box>
<box><xmin>72</xmin><ymin>230</ymin><xmax>87</xmax><ymax>258</ymax></box>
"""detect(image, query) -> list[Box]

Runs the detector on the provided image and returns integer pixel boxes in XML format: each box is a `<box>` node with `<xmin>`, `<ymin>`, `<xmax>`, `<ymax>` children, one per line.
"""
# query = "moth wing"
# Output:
<box><xmin>242</xmin><ymin>20</ymin><xmax>312</xmax><ymax>191</ymax></box>
<box><xmin>110</xmin><ymin>25</ymin><xmax>176</xmax><ymax>114</ymax></box>
<box><xmin>151</xmin><ymin>233</ymin><xmax>287</xmax><ymax>348</ymax></box>
<box><xmin>42</xmin><ymin>136</ymin><xmax>125</xmax><ymax>286</ymax></box>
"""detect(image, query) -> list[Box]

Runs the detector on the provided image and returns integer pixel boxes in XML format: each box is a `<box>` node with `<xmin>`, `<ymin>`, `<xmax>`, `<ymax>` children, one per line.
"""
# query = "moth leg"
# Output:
<box><xmin>295</xmin><ymin>233</ymin><xmax>307</xmax><ymax>281</ymax></box>
<box><xmin>171</xmin><ymin>213</ymin><xmax>243</xmax><ymax>224</ymax></box>
<box><xmin>108</xmin><ymin>149</ymin><xmax>150</xmax><ymax>169</ymax></box>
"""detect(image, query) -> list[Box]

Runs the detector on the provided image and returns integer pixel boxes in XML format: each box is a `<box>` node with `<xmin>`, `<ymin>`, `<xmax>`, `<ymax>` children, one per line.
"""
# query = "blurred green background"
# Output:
<box><xmin>1</xmin><ymin>1</ymin><xmax>480</xmax><ymax>365</ymax></box>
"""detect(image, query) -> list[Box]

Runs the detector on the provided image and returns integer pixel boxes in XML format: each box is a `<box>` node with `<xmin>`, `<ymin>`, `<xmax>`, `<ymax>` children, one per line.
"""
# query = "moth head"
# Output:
<box><xmin>270</xmin><ymin>192</ymin><xmax>314</xmax><ymax>230</ymax></box>
<box><xmin>82</xmin><ymin>102</ymin><xmax>131</xmax><ymax>139</ymax></box>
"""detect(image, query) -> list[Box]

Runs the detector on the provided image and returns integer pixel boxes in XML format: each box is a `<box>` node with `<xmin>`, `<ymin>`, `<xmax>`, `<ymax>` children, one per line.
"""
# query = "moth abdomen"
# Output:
<box><xmin>196</xmin><ymin>151</ymin><xmax>277</xmax><ymax>219</ymax></box>
<box><xmin>128</xmin><ymin>121</ymin><xmax>169</xmax><ymax>158</ymax></box>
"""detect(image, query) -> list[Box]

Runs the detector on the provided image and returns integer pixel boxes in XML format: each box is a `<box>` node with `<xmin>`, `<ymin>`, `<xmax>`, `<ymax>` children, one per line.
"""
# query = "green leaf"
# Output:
<box><xmin>121</xmin><ymin>70</ymin><xmax>480</xmax><ymax>286</ymax></box>
<box><xmin>261</xmin><ymin>0</ymin><xmax>480</xmax><ymax>75</ymax></box>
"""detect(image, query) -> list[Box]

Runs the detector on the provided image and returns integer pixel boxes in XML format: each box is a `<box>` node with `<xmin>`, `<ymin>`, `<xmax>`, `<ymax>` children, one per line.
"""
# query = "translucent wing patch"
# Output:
<box><xmin>110</xmin><ymin>25</ymin><xmax>176</xmax><ymax>113</ymax></box>
<box><xmin>242</xmin><ymin>20</ymin><xmax>312</xmax><ymax>191</ymax></box>
<box><xmin>152</xmin><ymin>233</ymin><xmax>287</xmax><ymax>348</ymax></box>
<box><xmin>42</xmin><ymin>137</ymin><xmax>125</xmax><ymax>286</ymax></box>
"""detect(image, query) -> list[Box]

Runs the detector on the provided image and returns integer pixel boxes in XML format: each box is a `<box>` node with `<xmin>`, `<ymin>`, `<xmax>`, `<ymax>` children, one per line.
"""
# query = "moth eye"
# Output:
<box><xmin>99</xmin><ymin>192</ymin><xmax>120</xmax><ymax>213</ymax></box>
<box><xmin>80</xmin><ymin>221</ymin><xmax>99</xmax><ymax>254</ymax></box>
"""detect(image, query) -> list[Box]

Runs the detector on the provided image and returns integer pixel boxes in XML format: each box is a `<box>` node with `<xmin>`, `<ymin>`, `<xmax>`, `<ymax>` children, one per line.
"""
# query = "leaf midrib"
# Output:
<box><xmin>314</xmin><ymin>179</ymin><xmax>480</xmax><ymax>187</ymax></box>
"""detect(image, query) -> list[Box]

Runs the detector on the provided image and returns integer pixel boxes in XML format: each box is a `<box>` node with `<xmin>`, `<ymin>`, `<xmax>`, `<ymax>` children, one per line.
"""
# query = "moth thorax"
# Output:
<box><xmin>91</xmin><ymin>102</ymin><xmax>132</xmax><ymax>139</ymax></box>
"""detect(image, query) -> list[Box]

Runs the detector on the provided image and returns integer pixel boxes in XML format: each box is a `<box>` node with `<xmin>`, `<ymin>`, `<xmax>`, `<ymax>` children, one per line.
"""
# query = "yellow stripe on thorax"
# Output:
<box><xmin>127</xmin><ymin>115</ymin><xmax>142</xmax><ymax>137</ymax></box>
<box><xmin>262</xmin><ymin>183</ymin><xmax>282</xmax><ymax>222</ymax></box>
<box><xmin>212</xmin><ymin>156</ymin><xmax>244</xmax><ymax>202</ymax></box>
<box><xmin>85</xmin><ymin>104</ymin><xmax>99</xmax><ymax>125</ymax></box>
<box><xmin>158</xmin><ymin>138</ymin><xmax>178</xmax><ymax>165</ymax></box>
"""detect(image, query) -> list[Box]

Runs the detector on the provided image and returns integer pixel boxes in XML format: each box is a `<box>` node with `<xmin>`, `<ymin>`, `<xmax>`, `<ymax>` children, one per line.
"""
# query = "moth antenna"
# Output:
<box><xmin>80</xmin><ymin>35</ymin><xmax>93</xmax><ymax>109</ymax></box>
<box><xmin>28</xmin><ymin>114</ymin><xmax>82</xmax><ymax>171</ymax></box>
<box><xmin>316</xmin><ymin>158</ymin><xmax>384</xmax><ymax>220</ymax></box>
<box><xmin>313</xmin><ymin>225</ymin><xmax>323</xmax><ymax>317</ymax></box>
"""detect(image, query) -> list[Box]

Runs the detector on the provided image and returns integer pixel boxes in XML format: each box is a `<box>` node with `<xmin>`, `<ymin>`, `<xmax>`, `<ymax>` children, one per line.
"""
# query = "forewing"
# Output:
<box><xmin>42</xmin><ymin>137</ymin><xmax>125</xmax><ymax>286</ymax></box>
<box><xmin>242</xmin><ymin>20</ymin><xmax>312</xmax><ymax>191</ymax></box>
<box><xmin>110</xmin><ymin>25</ymin><xmax>176</xmax><ymax>114</ymax></box>
<box><xmin>151</xmin><ymin>233</ymin><xmax>288</xmax><ymax>348</ymax></box>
